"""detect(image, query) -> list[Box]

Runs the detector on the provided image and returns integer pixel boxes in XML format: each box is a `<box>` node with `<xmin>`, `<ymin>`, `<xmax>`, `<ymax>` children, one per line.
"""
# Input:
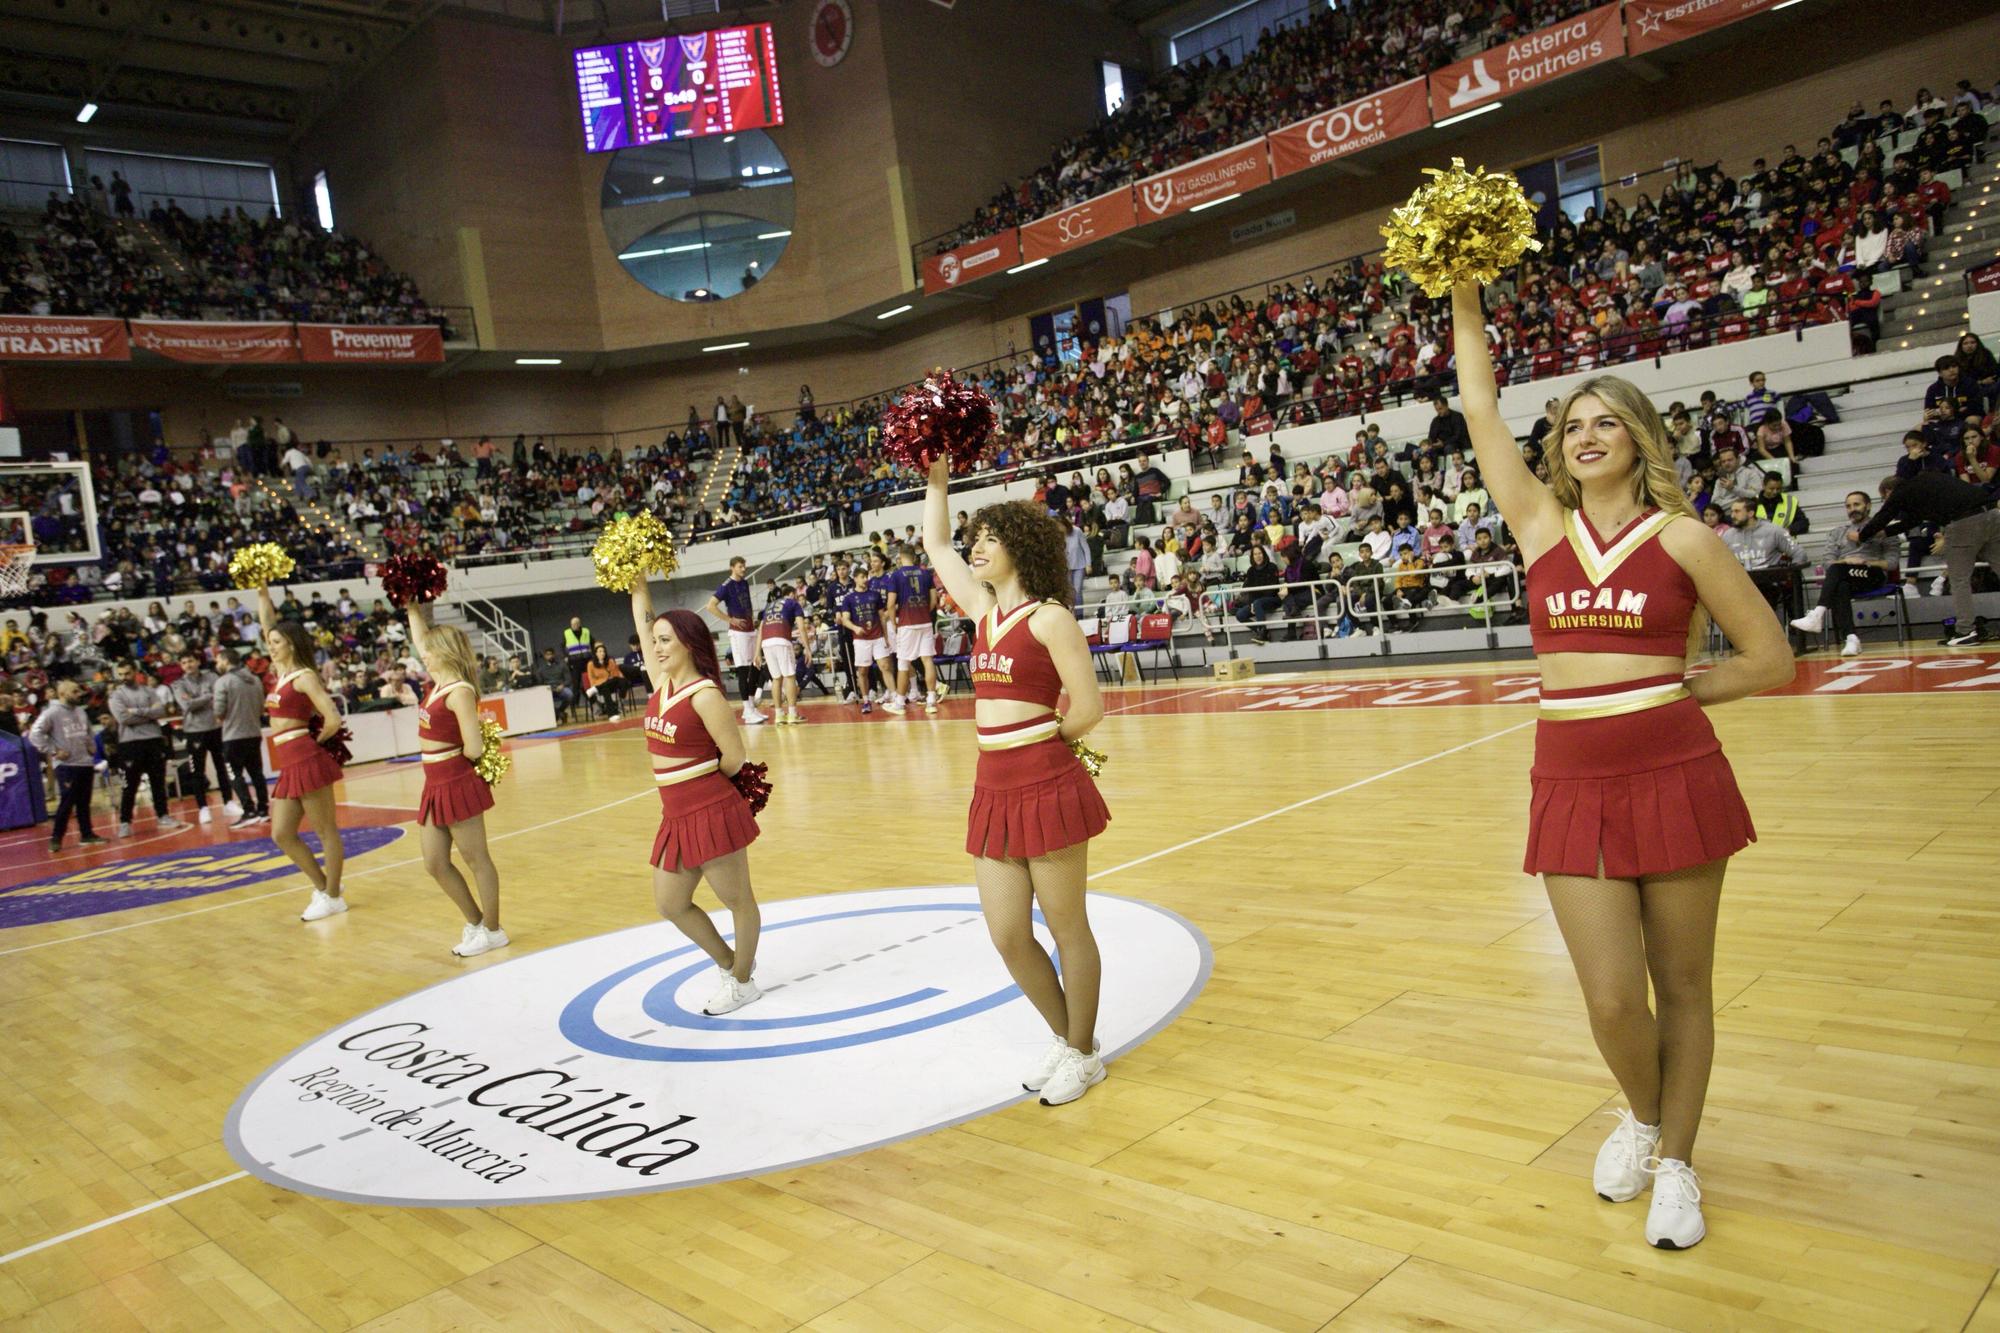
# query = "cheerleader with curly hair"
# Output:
<box><xmin>922</xmin><ymin>457</ymin><xmax>1111</xmax><ymax>1106</ymax></box>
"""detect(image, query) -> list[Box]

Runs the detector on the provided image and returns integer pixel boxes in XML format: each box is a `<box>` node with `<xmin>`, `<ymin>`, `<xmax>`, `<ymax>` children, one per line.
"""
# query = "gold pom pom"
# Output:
<box><xmin>591</xmin><ymin>512</ymin><xmax>680</xmax><ymax>593</ymax></box>
<box><xmin>1380</xmin><ymin>157</ymin><xmax>1543</xmax><ymax>298</ymax></box>
<box><xmin>1054</xmin><ymin>712</ymin><xmax>1107</xmax><ymax>778</ymax></box>
<box><xmin>472</xmin><ymin>718</ymin><xmax>510</xmax><ymax>787</ymax></box>
<box><xmin>229</xmin><ymin>543</ymin><xmax>296</xmax><ymax>590</ymax></box>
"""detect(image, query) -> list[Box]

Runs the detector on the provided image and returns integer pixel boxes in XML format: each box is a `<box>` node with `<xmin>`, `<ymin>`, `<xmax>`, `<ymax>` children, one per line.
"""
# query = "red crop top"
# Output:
<box><xmin>418</xmin><ymin>680</ymin><xmax>471</xmax><ymax>749</ymax></box>
<box><xmin>644</xmin><ymin>678</ymin><xmax>722</xmax><ymax>764</ymax></box>
<box><xmin>266</xmin><ymin>669</ymin><xmax>316</xmax><ymax>725</ymax></box>
<box><xmin>971</xmin><ymin>600</ymin><xmax>1063</xmax><ymax>709</ymax></box>
<box><xmin>1528</xmin><ymin>509</ymin><xmax>1696</xmax><ymax>656</ymax></box>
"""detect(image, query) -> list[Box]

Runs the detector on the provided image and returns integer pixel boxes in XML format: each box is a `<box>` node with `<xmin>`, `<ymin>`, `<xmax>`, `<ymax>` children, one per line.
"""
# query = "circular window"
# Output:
<box><xmin>600</xmin><ymin>131</ymin><xmax>794</xmax><ymax>301</ymax></box>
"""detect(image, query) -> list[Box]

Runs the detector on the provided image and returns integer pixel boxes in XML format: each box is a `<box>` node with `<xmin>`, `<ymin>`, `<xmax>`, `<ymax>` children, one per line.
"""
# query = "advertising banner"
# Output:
<box><xmin>298</xmin><ymin>324</ymin><xmax>445</xmax><ymax>364</ymax></box>
<box><xmin>1019</xmin><ymin>187</ymin><xmax>1139</xmax><ymax>263</ymax></box>
<box><xmin>1132</xmin><ymin>139</ymin><xmax>1272</xmax><ymax>223</ymax></box>
<box><xmin>130</xmin><ymin>320</ymin><xmax>300</xmax><ymax>363</ymax></box>
<box><xmin>0</xmin><ymin>315</ymin><xmax>130</xmax><ymax>362</ymax></box>
<box><xmin>1626</xmin><ymin>0</ymin><xmax>1781</xmax><ymax>54</ymax></box>
<box><xmin>1429</xmin><ymin>4</ymin><xmax>1624</xmax><ymax>118</ymax></box>
<box><xmin>1267</xmin><ymin>79</ymin><xmax>1432</xmax><ymax>179</ymax></box>
<box><xmin>920</xmin><ymin>231</ymin><xmax>1022</xmax><ymax>295</ymax></box>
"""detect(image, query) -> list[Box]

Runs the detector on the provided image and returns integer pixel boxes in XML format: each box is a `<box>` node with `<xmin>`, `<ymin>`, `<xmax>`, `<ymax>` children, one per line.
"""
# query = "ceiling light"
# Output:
<box><xmin>662</xmin><ymin>241</ymin><xmax>709</xmax><ymax>254</ymax></box>
<box><xmin>514</xmin><ymin>357</ymin><xmax>562</xmax><ymax>365</ymax></box>
<box><xmin>1189</xmin><ymin>193</ymin><xmax>1239</xmax><ymax>213</ymax></box>
<box><xmin>1007</xmin><ymin>257</ymin><xmax>1049</xmax><ymax>274</ymax></box>
<box><xmin>1770</xmin><ymin>0</ymin><xmax>1804</xmax><ymax>9</ymax></box>
<box><xmin>1433</xmin><ymin>103</ymin><xmax>1502</xmax><ymax>129</ymax></box>
<box><xmin>76</xmin><ymin>102</ymin><xmax>98</xmax><ymax>123</ymax></box>
<box><xmin>703</xmin><ymin>341</ymin><xmax>749</xmax><ymax>352</ymax></box>
<box><xmin>876</xmin><ymin>304</ymin><xmax>913</xmax><ymax>320</ymax></box>
<box><xmin>757</xmin><ymin>230</ymin><xmax>792</xmax><ymax>240</ymax></box>
<box><xmin>621</xmin><ymin>248</ymin><xmax>667</xmax><ymax>259</ymax></box>
<box><xmin>651</xmin><ymin>175</ymin><xmax>664</xmax><ymax>184</ymax></box>
<box><xmin>723</xmin><ymin>135</ymin><xmax>736</xmax><ymax>143</ymax></box>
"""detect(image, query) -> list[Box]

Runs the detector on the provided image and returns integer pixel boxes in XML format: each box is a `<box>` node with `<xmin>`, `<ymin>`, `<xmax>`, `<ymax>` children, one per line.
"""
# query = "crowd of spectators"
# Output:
<box><xmin>935</xmin><ymin>0</ymin><xmax>1601</xmax><ymax>251</ymax></box>
<box><xmin>690</xmin><ymin>74</ymin><xmax>1995</xmax><ymax>537</ymax></box>
<box><xmin>1</xmin><ymin>190</ymin><xmax>447</xmax><ymax>328</ymax></box>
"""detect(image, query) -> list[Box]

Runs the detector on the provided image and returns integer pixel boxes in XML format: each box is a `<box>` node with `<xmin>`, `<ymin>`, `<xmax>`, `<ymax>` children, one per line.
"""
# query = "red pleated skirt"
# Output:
<box><xmin>1526</xmin><ymin>679</ymin><xmax>1755</xmax><ymax>879</ymax></box>
<box><xmin>272</xmin><ymin>739</ymin><xmax>343</xmax><ymax>800</ymax></box>
<box><xmin>419</xmin><ymin>756</ymin><xmax>495</xmax><ymax>827</ymax></box>
<box><xmin>652</xmin><ymin>772</ymin><xmax>759</xmax><ymax>872</ymax></box>
<box><xmin>966</xmin><ymin>738</ymin><xmax>1110</xmax><ymax>860</ymax></box>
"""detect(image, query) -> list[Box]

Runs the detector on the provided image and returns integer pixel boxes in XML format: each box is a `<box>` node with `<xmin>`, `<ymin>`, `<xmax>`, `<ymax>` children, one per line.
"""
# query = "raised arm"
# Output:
<box><xmin>406</xmin><ymin>601</ymin><xmax>433</xmax><ymax>660</ymax></box>
<box><xmin>1451</xmin><ymin>280</ymin><xmax>1562</xmax><ymax>553</ymax></box>
<box><xmin>255</xmin><ymin>584</ymin><xmax>278</xmax><ymax>635</ymax></box>
<box><xmin>923</xmin><ymin>458</ymin><xmax>994</xmax><ymax>619</ymax></box>
<box><xmin>630</xmin><ymin>580</ymin><xmax>665</xmax><ymax>687</ymax></box>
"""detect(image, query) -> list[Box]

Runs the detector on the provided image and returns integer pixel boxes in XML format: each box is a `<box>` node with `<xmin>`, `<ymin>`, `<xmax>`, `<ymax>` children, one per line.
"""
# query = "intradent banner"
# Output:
<box><xmin>0</xmin><ymin>315</ymin><xmax>130</xmax><ymax>361</ymax></box>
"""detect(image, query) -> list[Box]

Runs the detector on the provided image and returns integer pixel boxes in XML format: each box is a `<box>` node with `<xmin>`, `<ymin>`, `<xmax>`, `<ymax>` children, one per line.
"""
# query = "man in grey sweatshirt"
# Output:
<box><xmin>172</xmin><ymin>650</ymin><xmax>230</xmax><ymax>824</ymax></box>
<box><xmin>27</xmin><ymin>679</ymin><xmax>103</xmax><ymax>852</ymax></box>
<box><xmin>212</xmin><ymin>648</ymin><xmax>269</xmax><ymax>825</ymax></box>
<box><xmin>108</xmin><ymin>660</ymin><xmax>188</xmax><ymax>837</ymax></box>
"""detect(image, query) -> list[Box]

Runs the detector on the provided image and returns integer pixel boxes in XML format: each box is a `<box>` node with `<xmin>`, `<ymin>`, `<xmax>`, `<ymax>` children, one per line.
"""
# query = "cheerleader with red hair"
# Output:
<box><xmin>629</xmin><ymin>577</ymin><xmax>764</xmax><ymax>1015</ymax></box>
<box><xmin>921</xmin><ymin>457</ymin><xmax>1111</xmax><ymax>1107</ymax></box>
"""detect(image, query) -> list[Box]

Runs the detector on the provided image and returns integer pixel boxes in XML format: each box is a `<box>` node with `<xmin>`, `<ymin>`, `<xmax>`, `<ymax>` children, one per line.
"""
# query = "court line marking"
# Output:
<box><xmin>0</xmin><ymin>1172</ymin><xmax>248</xmax><ymax>1267</ymax></box>
<box><xmin>0</xmin><ymin>790</ymin><xmax>655</xmax><ymax>959</ymax></box>
<box><xmin>0</xmin><ymin>717</ymin><xmax>1536</xmax><ymax>1265</ymax></box>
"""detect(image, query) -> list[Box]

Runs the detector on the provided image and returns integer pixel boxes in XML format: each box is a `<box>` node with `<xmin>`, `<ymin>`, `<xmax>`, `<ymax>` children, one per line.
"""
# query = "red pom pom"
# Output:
<box><xmin>881</xmin><ymin>372</ymin><xmax>994</xmax><ymax>474</ymax></box>
<box><xmin>729</xmin><ymin>760</ymin><xmax>771</xmax><ymax>816</ymax></box>
<box><xmin>309</xmin><ymin>716</ymin><xmax>354</xmax><ymax>767</ymax></box>
<box><xmin>380</xmin><ymin>553</ymin><xmax>449</xmax><ymax>609</ymax></box>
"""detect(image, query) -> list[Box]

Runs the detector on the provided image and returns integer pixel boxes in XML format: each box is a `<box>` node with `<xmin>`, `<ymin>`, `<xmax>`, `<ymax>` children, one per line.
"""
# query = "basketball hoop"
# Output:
<box><xmin>0</xmin><ymin>543</ymin><xmax>36</xmax><ymax>598</ymax></box>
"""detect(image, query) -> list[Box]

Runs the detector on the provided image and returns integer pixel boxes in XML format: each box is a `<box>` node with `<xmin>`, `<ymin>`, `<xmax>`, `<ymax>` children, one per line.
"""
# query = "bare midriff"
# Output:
<box><xmin>974</xmin><ymin>697</ymin><xmax>1058</xmax><ymax>728</ymax></box>
<box><xmin>1538</xmin><ymin>650</ymin><xmax>1688</xmax><ymax>692</ymax></box>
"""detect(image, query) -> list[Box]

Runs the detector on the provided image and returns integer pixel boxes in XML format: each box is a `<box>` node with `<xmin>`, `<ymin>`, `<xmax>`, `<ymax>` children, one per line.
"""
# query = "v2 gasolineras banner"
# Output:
<box><xmin>129</xmin><ymin>320</ymin><xmax>301</xmax><ymax>363</ymax></box>
<box><xmin>298</xmin><ymin>324</ymin><xmax>445</xmax><ymax>364</ymax></box>
<box><xmin>1132</xmin><ymin>139</ymin><xmax>1272</xmax><ymax>223</ymax></box>
<box><xmin>0</xmin><ymin>315</ymin><xmax>131</xmax><ymax>361</ymax></box>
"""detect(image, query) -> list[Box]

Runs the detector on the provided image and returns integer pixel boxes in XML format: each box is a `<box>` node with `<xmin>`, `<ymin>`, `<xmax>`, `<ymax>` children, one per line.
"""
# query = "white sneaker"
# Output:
<box><xmin>742</xmin><ymin>708</ymin><xmax>768</xmax><ymax>725</ymax></box>
<box><xmin>883</xmin><ymin>698</ymin><xmax>906</xmax><ymax>714</ymax></box>
<box><xmin>1022</xmin><ymin>1034</ymin><xmax>1073</xmax><ymax>1092</ymax></box>
<box><xmin>1841</xmin><ymin>633</ymin><xmax>1862</xmax><ymax>656</ymax></box>
<box><xmin>301</xmin><ymin>890</ymin><xmax>348</xmax><ymax>922</ymax></box>
<box><xmin>702</xmin><ymin>973</ymin><xmax>763</xmax><ymax>1015</ymax></box>
<box><xmin>223</xmin><ymin>800</ymin><xmax>243</xmax><ymax>818</ymax></box>
<box><xmin>609</xmin><ymin>710</ymin><xmax>621</xmax><ymax>722</ymax></box>
<box><xmin>156</xmin><ymin>816</ymin><xmax>190</xmax><ymax>831</ymax></box>
<box><xmin>787</xmin><ymin>710</ymin><xmax>802</xmax><ymax>725</ymax></box>
<box><xmin>198</xmin><ymin>807</ymin><xmax>213</xmax><ymax>825</ymax></box>
<box><xmin>842</xmin><ymin>691</ymin><xmax>859</xmax><ymax>703</ymax></box>
<box><xmin>452</xmin><ymin>922</ymin><xmax>482</xmax><ymax>954</ymax></box>
<box><xmin>484</xmin><ymin>928</ymin><xmax>509</xmax><ymax>950</ymax></box>
<box><xmin>452</xmin><ymin>924</ymin><xmax>498</xmax><ymax>957</ymax></box>
<box><xmin>1593</xmin><ymin>1108</ymin><xmax>1661</xmax><ymax>1203</ymax></box>
<box><xmin>1643</xmin><ymin>1157</ymin><xmax>1706</xmax><ymax>1250</ymax></box>
<box><xmin>924</xmin><ymin>692</ymin><xmax>939</xmax><ymax>713</ymax></box>
<box><xmin>1789</xmin><ymin>606</ymin><xmax>1828</xmax><ymax>634</ymax></box>
<box><xmin>117</xmin><ymin>821</ymin><xmax>132</xmax><ymax>838</ymax></box>
<box><xmin>1038</xmin><ymin>1045</ymin><xmax>1106</xmax><ymax>1105</ymax></box>
<box><xmin>1929</xmin><ymin>576</ymin><xmax>1948</xmax><ymax>597</ymax></box>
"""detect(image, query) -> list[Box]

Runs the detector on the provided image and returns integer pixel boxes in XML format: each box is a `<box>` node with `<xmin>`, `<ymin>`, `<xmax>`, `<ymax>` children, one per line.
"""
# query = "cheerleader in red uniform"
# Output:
<box><xmin>1451</xmin><ymin>277</ymin><xmax>1794</xmax><ymax>1249</ymax></box>
<box><xmin>407</xmin><ymin>604</ymin><xmax>506</xmax><ymax>958</ymax></box>
<box><xmin>630</xmin><ymin>577</ymin><xmax>763</xmax><ymax>1015</ymax></box>
<box><xmin>921</xmin><ymin>458</ymin><xmax>1111</xmax><ymax>1106</ymax></box>
<box><xmin>256</xmin><ymin>585</ymin><xmax>349</xmax><ymax>923</ymax></box>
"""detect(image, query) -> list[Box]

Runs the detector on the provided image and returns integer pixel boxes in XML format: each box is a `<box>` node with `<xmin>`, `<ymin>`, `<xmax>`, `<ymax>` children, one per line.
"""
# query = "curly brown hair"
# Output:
<box><xmin>969</xmin><ymin>500</ymin><xmax>1072</xmax><ymax>607</ymax></box>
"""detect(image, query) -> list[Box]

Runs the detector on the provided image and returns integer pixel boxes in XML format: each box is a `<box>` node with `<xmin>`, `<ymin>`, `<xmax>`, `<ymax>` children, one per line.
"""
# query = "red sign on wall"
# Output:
<box><xmin>1428</xmin><ymin>3</ymin><xmax>1624</xmax><ymax>118</ymax></box>
<box><xmin>130</xmin><ymin>320</ymin><xmax>300</xmax><ymax>363</ymax></box>
<box><xmin>1019</xmin><ymin>188</ymin><xmax>1139</xmax><ymax>263</ymax></box>
<box><xmin>1267</xmin><ymin>79</ymin><xmax>1433</xmax><ymax>180</ymax></box>
<box><xmin>1132</xmin><ymin>139</ymin><xmax>1272</xmax><ymax>223</ymax></box>
<box><xmin>1625</xmin><ymin>0</ymin><xmax>1782</xmax><ymax>54</ymax></box>
<box><xmin>920</xmin><ymin>231</ymin><xmax>1021</xmax><ymax>295</ymax></box>
<box><xmin>0</xmin><ymin>315</ymin><xmax>130</xmax><ymax>362</ymax></box>
<box><xmin>298</xmin><ymin>324</ymin><xmax>445</xmax><ymax>364</ymax></box>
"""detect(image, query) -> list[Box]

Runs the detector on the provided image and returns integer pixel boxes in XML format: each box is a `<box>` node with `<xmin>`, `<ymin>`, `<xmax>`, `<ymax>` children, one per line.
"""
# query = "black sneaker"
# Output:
<box><xmin>1944</xmin><ymin>629</ymin><xmax>1984</xmax><ymax>647</ymax></box>
<box><xmin>48</xmin><ymin>839</ymin><xmax>60</xmax><ymax>854</ymax></box>
<box><xmin>79</xmin><ymin>835</ymin><xmax>106</xmax><ymax>847</ymax></box>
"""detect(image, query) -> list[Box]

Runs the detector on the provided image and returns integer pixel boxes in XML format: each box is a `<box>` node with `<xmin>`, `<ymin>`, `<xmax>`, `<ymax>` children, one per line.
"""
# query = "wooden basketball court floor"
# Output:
<box><xmin>2</xmin><ymin>647</ymin><xmax>1997</xmax><ymax>1332</ymax></box>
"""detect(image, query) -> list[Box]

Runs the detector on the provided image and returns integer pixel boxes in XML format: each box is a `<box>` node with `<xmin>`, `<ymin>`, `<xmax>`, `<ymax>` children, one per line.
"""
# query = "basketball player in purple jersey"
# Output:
<box><xmin>883</xmin><ymin>546</ymin><xmax>942</xmax><ymax>713</ymax></box>
<box><xmin>837</xmin><ymin>568</ymin><xmax>888</xmax><ymax>715</ymax></box>
<box><xmin>704</xmin><ymin>556</ymin><xmax>766</xmax><ymax>725</ymax></box>
<box><xmin>755</xmin><ymin>583</ymin><xmax>813</xmax><ymax>726</ymax></box>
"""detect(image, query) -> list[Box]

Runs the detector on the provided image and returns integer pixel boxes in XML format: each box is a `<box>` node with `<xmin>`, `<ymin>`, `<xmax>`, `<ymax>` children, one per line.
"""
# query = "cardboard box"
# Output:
<box><xmin>1212</xmin><ymin>657</ymin><xmax>1256</xmax><ymax>680</ymax></box>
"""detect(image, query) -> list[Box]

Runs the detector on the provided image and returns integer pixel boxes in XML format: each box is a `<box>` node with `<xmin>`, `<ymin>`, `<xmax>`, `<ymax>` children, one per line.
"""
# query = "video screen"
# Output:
<box><xmin>574</xmin><ymin>24</ymin><xmax>784</xmax><ymax>153</ymax></box>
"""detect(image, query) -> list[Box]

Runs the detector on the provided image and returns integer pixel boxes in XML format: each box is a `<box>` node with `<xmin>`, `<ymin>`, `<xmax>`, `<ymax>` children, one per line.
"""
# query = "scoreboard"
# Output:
<box><xmin>575</xmin><ymin>23</ymin><xmax>784</xmax><ymax>153</ymax></box>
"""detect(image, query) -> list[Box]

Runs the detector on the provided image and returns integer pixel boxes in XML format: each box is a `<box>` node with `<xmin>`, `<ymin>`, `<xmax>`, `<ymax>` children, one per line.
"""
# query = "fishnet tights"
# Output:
<box><xmin>1544</xmin><ymin>858</ymin><xmax>1727</xmax><ymax>1163</ymax></box>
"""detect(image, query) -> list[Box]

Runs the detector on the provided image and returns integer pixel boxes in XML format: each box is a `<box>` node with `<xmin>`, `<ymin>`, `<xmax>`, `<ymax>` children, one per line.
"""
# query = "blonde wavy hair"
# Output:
<box><xmin>1545</xmin><ymin>375</ymin><xmax>1707</xmax><ymax>655</ymax></box>
<box><xmin>424</xmin><ymin>623</ymin><xmax>479</xmax><ymax>686</ymax></box>
<box><xmin>1544</xmin><ymin>376</ymin><xmax>1696</xmax><ymax>520</ymax></box>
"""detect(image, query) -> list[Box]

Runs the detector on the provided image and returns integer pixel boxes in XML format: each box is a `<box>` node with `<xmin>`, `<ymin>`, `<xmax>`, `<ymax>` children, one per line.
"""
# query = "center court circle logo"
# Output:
<box><xmin>226</xmin><ymin>885</ymin><xmax>1210</xmax><ymax>1206</ymax></box>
